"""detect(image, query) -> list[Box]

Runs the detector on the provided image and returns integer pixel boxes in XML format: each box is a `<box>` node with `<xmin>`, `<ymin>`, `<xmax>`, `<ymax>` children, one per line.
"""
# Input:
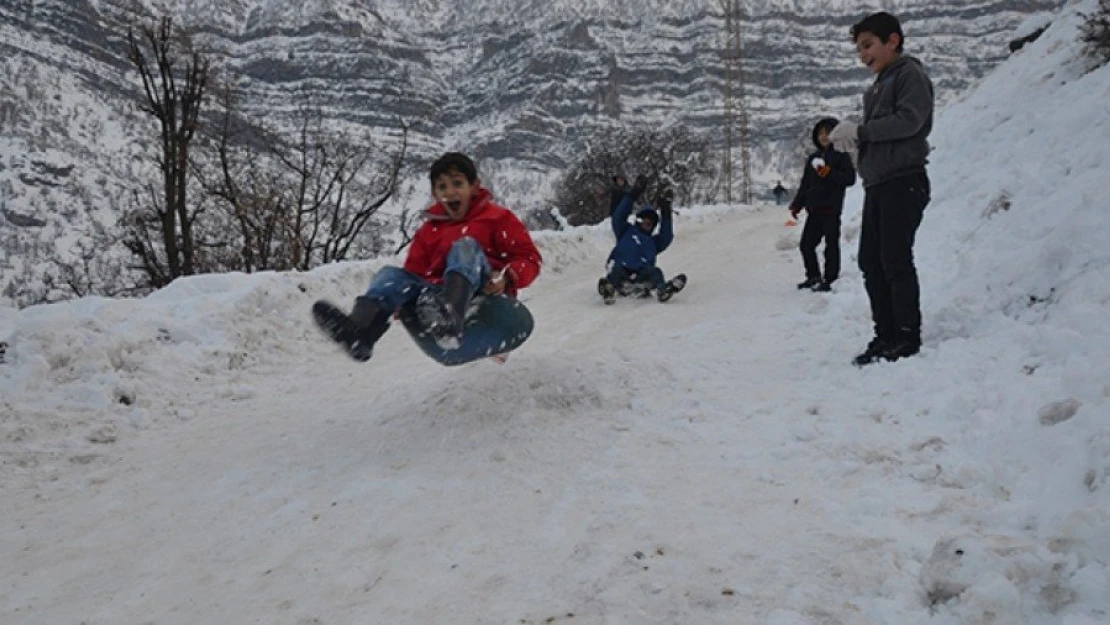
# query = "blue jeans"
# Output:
<box><xmin>365</xmin><ymin>237</ymin><xmax>491</xmax><ymax>313</ymax></box>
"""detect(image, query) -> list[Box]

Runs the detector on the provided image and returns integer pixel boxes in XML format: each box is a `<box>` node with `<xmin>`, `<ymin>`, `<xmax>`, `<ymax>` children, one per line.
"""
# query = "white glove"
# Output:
<box><xmin>811</xmin><ymin>156</ymin><xmax>831</xmax><ymax>177</ymax></box>
<box><xmin>829</xmin><ymin>122</ymin><xmax>859</xmax><ymax>152</ymax></box>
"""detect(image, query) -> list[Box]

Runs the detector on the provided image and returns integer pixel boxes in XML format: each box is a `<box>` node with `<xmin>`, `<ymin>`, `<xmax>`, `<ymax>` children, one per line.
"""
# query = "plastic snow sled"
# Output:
<box><xmin>398</xmin><ymin>294</ymin><xmax>534</xmax><ymax>366</ymax></box>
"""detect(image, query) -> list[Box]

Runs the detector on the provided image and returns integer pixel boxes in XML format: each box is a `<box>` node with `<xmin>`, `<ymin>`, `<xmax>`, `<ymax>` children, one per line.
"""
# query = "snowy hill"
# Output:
<box><xmin>2</xmin><ymin>2</ymin><xmax>1109</xmax><ymax>623</ymax></box>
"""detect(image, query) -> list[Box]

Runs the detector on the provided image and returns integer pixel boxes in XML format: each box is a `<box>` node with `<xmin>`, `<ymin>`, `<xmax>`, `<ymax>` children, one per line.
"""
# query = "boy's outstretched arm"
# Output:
<box><xmin>402</xmin><ymin>222</ymin><xmax>436</xmax><ymax>278</ymax></box>
<box><xmin>608</xmin><ymin>184</ymin><xmax>627</xmax><ymax>216</ymax></box>
<box><xmin>494</xmin><ymin>211</ymin><xmax>542</xmax><ymax>291</ymax></box>
<box><xmin>789</xmin><ymin>164</ymin><xmax>810</xmax><ymax>213</ymax></box>
<box><xmin>610</xmin><ymin>174</ymin><xmax>647</xmax><ymax>239</ymax></box>
<box><xmin>654</xmin><ymin>189</ymin><xmax>675</xmax><ymax>253</ymax></box>
<box><xmin>610</xmin><ymin>193</ymin><xmax>634</xmax><ymax>239</ymax></box>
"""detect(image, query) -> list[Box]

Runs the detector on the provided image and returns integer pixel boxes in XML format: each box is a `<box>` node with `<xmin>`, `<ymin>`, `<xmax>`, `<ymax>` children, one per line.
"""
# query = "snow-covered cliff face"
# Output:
<box><xmin>0</xmin><ymin>0</ymin><xmax>1062</xmax><ymax>303</ymax></box>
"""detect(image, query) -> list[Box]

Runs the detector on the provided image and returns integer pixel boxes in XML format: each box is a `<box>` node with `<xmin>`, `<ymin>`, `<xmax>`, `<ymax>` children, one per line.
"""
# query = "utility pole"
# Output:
<box><xmin>736</xmin><ymin>1</ymin><xmax>753</xmax><ymax>206</ymax></box>
<box><xmin>721</xmin><ymin>0</ymin><xmax>733</xmax><ymax>204</ymax></box>
<box><xmin>720</xmin><ymin>0</ymin><xmax>753</xmax><ymax>205</ymax></box>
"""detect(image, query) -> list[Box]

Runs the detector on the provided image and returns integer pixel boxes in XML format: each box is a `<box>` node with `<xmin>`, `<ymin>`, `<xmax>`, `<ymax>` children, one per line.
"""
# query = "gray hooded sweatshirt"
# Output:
<box><xmin>857</xmin><ymin>55</ymin><xmax>934</xmax><ymax>188</ymax></box>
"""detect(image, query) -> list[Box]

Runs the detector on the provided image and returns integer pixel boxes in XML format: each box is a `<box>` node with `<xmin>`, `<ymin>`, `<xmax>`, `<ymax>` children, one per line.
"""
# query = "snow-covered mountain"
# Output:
<box><xmin>2</xmin><ymin>0</ymin><xmax>1109</xmax><ymax>620</ymax></box>
<box><xmin>93</xmin><ymin>0</ymin><xmax>1066</xmax><ymax>163</ymax></box>
<box><xmin>0</xmin><ymin>0</ymin><xmax>1062</xmax><ymax>305</ymax></box>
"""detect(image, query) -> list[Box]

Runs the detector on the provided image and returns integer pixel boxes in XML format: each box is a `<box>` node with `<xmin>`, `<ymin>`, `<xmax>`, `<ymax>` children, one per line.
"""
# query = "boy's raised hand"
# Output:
<box><xmin>829</xmin><ymin>122</ymin><xmax>859</xmax><ymax>152</ymax></box>
<box><xmin>656</xmin><ymin>186</ymin><xmax>674</xmax><ymax>218</ymax></box>
<box><xmin>629</xmin><ymin>174</ymin><xmax>649</xmax><ymax>201</ymax></box>
<box><xmin>484</xmin><ymin>269</ymin><xmax>509</xmax><ymax>295</ymax></box>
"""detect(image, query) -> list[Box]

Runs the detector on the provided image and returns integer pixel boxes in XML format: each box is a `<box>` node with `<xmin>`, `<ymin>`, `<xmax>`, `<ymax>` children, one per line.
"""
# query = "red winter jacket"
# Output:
<box><xmin>403</xmin><ymin>187</ymin><xmax>542</xmax><ymax>297</ymax></box>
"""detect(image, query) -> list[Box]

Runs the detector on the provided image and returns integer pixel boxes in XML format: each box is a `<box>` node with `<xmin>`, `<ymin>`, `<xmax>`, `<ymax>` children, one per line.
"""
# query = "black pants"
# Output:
<box><xmin>799</xmin><ymin>212</ymin><xmax>841</xmax><ymax>282</ymax></box>
<box><xmin>608</xmin><ymin>264</ymin><xmax>666</xmax><ymax>291</ymax></box>
<box><xmin>858</xmin><ymin>173</ymin><xmax>930</xmax><ymax>340</ymax></box>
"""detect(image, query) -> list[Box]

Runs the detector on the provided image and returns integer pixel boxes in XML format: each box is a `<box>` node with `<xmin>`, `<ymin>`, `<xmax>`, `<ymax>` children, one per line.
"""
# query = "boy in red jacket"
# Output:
<box><xmin>313</xmin><ymin>152</ymin><xmax>542</xmax><ymax>362</ymax></box>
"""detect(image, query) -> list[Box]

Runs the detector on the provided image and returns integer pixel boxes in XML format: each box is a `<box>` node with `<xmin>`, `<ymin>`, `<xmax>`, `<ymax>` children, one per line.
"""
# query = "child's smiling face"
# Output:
<box><xmin>433</xmin><ymin>169</ymin><xmax>479</xmax><ymax>219</ymax></box>
<box><xmin>855</xmin><ymin>31</ymin><xmax>900</xmax><ymax>74</ymax></box>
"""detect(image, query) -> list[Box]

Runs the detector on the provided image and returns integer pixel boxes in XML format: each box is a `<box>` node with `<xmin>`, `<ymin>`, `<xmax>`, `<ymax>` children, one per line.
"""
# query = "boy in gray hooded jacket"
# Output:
<box><xmin>829</xmin><ymin>11</ymin><xmax>934</xmax><ymax>365</ymax></box>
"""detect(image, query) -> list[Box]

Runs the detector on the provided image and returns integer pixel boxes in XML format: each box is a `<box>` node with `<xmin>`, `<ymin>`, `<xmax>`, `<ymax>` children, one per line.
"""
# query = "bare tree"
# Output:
<box><xmin>273</xmin><ymin>102</ymin><xmax>409</xmax><ymax>270</ymax></box>
<box><xmin>4</xmin><ymin>207</ymin><xmax>144</xmax><ymax>306</ymax></box>
<box><xmin>552</xmin><ymin>124</ymin><xmax>718</xmax><ymax>226</ymax></box>
<box><xmin>192</xmin><ymin>87</ymin><xmax>411</xmax><ymax>271</ymax></box>
<box><xmin>1080</xmin><ymin>0</ymin><xmax>1110</xmax><ymax>67</ymax></box>
<box><xmin>125</xmin><ymin>16</ymin><xmax>211</xmax><ymax>286</ymax></box>
<box><xmin>193</xmin><ymin>83</ymin><xmax>295</xmax><ymax>272</ymax></box>
<box><xmin>47</xmin><ymin>234</ymin><xmax>144</xmax><ymax>301</ymax></box>
<box><xmin>392</xmin><ymin>205</ymin><xmax>421</xmax><ymax>255</ymax></box>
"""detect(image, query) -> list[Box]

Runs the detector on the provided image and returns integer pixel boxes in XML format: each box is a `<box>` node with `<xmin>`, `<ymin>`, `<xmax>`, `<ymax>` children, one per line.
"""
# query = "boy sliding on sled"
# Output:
<box><xmin>312</xmin><ymin>152</ymin><xmax>542</xmax><ymax>362</ymax></box>
<box><xmin>597</xmin><ymin>176</ymin><xmax>686</xmax><ymax>304</ymax></box>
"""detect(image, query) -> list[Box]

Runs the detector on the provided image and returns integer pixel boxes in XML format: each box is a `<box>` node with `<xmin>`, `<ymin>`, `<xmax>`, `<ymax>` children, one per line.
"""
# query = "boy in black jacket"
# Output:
<box><xmin>829</xmin><ymin>11</ymin><xmax>934</xmax><ymax>365</ymax></box>
<box><xmin>789</xmin><ymin>117</ymin><xmax>857</xmax><ymax>292</ymax></box>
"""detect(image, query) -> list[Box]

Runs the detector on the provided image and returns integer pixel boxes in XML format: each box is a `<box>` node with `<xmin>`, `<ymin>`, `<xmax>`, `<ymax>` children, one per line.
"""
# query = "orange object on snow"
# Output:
<box><xmin>784</xmin><ymin>219</ymin><xmax>798</xmax><ymax>227</ymax></box>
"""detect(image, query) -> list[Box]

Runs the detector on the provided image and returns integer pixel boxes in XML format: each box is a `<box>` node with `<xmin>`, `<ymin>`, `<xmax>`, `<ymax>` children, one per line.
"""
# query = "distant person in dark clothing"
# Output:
<box><xmin>772</xmin><ymin>181</ymin><xmax>788</xmax><ymax>205</ymax></box>
<box><xmin>789</xmin><ymin>117</ymin><xmax>857</xmax><ymax>292</ymax></box>
<box><xmin>829</xmin><ymin>11</ymin><xmax>934</xmax><ymax>365</ymax></box>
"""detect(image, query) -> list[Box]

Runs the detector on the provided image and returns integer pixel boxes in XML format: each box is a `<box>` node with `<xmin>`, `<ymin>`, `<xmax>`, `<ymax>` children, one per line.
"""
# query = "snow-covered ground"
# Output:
<box><xmin>2</xmin><ymin>2</ymin><xmax>1109</xmax><ymax>624</ymax></box>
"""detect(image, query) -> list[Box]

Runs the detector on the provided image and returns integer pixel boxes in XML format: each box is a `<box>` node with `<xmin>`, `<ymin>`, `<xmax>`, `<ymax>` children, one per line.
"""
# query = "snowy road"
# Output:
<box><xmin>3</xmin><ymin>206</ymin><xmax>985</xmax><ymax>625</ymax></box>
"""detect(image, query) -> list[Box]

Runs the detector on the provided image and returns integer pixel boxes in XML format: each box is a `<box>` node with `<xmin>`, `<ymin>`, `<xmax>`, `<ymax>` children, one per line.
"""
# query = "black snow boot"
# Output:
<box><xmin>881</xmin><ymin>328</ymin><xmax>921</xmax><ymax>362</ymax></box>
<box><xmin>852</xmin><ymin>335</ymin><xmax>891</xmax><ymax>367</ymax></box>
<box><xmin>797</xmin><ymin>277</ymin><xmax>821</xmax><ymax>290</ymax></box>
<box><xmin>312</xmin><ymin>297</ymin><xmax>390</xmax><ymax>362</ymax></box>
<box><xmin>656</xmin><ymin>273</ymin><xmax>687</xmax><ymax>302</ymax></box>
<box><xmin>417</xmin><ymin>272</ymin><xmax>472</xmax><ymax>342</ymax></box>
<box><xmin>598</xmin><ymin>277</ymin><xmax>616</xmax><ymax>305</ymax></box>
<box><xmin>349</xmin><ymin>296</ymin><xmax>391</xmax><ymax>357</ymax></box>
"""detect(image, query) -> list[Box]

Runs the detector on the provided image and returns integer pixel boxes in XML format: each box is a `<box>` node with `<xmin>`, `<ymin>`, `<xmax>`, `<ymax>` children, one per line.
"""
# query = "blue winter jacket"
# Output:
<box><xmin>607</xmin><ymin>193</ymin><xmax>673</xmax><ymax>270</ymax></box>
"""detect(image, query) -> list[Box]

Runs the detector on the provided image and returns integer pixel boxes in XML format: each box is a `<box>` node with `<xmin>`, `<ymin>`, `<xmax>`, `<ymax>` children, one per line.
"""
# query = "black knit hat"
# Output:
<box><xmin>811</xmin><ymin>117</ymin><xmax>840</xmax><ymax>148</ymax></box>
<box><xmin>636</xmin><ymin>206</ymin><xmax>659</xmax><ymax>227</ymax></box>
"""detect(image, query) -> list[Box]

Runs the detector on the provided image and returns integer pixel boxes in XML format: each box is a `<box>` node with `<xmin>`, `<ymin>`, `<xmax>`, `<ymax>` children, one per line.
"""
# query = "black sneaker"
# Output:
<box><xmin>812</xmin><ymin>281</ymin><xmax>832</xmax><ymax>292</ymax></box>
<box><xmin>852</xmin><ymin>336</ymin><xmax>890</xmax><ymax>367</ymax></box>
<box><xmin>656</xmin><ymin>274</ymin><xmax>687</xmax><ymax>302</ymax></box>
<box><xmin>312</xmin><ymin>300</ymin><xmax>376</xmax><ymax>362</ymax></box>
<box><xmin>881</xmin><ymin>338</ymin><xmax>921</xmax><ymax>362</ymax></box>
<box><xmin>598</xmin><ymin>277</ymin><xmax>616</xmax><ymax>305</ymax></box>
<box><xmin>797</xmin><ymin>277</ymin><xmax>821</xmax><ymax>290</ymax></box>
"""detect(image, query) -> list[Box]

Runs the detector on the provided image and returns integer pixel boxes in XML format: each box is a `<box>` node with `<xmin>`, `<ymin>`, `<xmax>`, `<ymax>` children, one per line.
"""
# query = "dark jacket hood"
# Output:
<box><xmin>811</xmin><ymin>117</ymin><xmax>840</xmax><ymax>149</ymax></box>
